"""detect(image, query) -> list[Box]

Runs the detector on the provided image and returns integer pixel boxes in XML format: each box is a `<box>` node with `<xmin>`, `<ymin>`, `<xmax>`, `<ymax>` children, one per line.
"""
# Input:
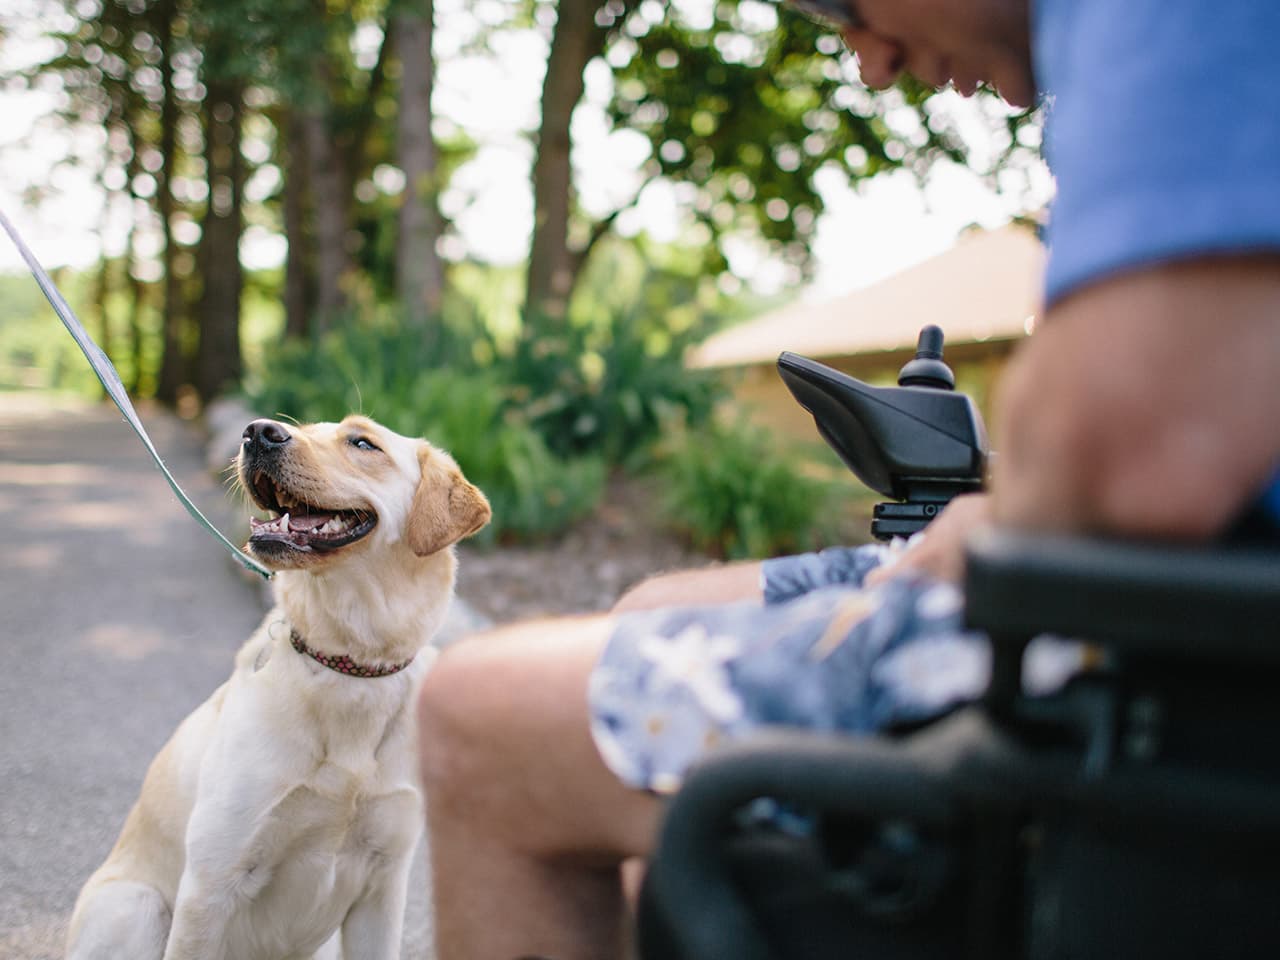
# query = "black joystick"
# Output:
<box><xmin>777</xmin><ymin>325</ymin><xmax>988</xmax><ymax>540</ymax></box>
<box><xmin>897</xmin><ymin>325</ymin><xmax>955</xmax><ymax>390</ymax></box>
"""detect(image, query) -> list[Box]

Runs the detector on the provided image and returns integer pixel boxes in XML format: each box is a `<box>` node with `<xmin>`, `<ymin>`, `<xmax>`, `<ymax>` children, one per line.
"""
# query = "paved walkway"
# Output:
<box><xmin>0</xmin><ymin>394</ymin><xmax>432</xmax><ymax>959</ymax></box>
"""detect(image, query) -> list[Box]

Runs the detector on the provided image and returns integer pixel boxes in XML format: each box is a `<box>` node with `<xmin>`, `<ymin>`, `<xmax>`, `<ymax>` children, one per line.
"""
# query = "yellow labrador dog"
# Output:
<box><xmin>66</xmin><ymin>415</ymin><xmax>490</xmax><ymax>960</ymax></box>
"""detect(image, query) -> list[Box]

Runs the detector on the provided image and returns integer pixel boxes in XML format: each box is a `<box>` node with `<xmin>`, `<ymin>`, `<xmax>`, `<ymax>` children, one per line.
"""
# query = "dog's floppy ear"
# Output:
<box><xmin>405</xmin><ymin>445</ymin><xmax>492</xmax><ymax>557</ymax></box>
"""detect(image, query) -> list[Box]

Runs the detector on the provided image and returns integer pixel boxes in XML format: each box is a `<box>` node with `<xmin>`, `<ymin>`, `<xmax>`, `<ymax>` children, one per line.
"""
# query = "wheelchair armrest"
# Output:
<box><xmin>964</xmin><ymin>528</ymin><xmax>1280</xmax><ymax>660</ymax></box>
<box><xmin>643</xmin><ymin>530</ymin><xmax>1280</xmax><ymax>960</ymax></box>
<box><xmin>641</xmin><ymin>730</ymin><xmax>959</xmax><ymax>960</ymax></box>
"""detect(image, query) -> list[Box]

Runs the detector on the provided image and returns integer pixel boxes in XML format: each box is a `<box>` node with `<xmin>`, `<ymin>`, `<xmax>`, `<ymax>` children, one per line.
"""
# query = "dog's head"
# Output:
<box><xmin>235</xmin><ymin>415</ymin><xmax>490</xmax><ymax>571</ymax></box>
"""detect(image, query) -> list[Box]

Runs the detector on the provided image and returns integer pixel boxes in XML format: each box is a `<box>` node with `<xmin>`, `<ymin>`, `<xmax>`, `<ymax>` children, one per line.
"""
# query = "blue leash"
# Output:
<box><xmin>1</xmin><ymin>206</ymin><xmax>272</xmax><ymax>580</ymax></box>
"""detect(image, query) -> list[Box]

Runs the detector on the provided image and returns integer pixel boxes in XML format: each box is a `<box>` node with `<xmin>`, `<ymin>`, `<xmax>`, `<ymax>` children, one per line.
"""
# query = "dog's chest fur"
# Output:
<box><xmin>225</xmin><ymin>777</ymin><xmax>419</xmax><ymax>956</ymax></box>
<box><xmin>182</xmin><ymin>621</ymin><xmax>427</xmax><ymax>956</ymax></box>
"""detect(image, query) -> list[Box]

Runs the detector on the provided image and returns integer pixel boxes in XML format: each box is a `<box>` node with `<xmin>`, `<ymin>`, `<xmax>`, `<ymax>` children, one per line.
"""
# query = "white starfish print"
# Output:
<box><xmin>637</xmin><ymin>623</ymin><xmax>745</xmax><ymax>724</ymax></box>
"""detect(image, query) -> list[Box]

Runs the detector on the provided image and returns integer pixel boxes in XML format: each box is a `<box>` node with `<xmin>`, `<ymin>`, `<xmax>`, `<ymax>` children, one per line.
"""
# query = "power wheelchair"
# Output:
<box><xmin>638</xmin><ymin>327</ymin><xmax>1280</xmax><ymax>959</ymax></box>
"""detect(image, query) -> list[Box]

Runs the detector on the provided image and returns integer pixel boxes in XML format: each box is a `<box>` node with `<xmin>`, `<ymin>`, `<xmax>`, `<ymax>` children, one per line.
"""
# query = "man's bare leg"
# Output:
<box><xmin>611</xmin><ymin>561</ymin><xmax>763</xmax><ymax>613</ymax></box>
<box><xmin>417</xmin><ymin>615</ymin><xmax>663</xmax><ymax>960</ymax></box>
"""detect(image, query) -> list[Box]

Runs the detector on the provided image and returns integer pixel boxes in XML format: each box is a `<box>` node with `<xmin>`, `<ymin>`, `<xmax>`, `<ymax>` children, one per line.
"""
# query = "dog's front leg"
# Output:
<box><xmin>162</xmin><ymin>834</ymin><xmax>276</xmax><ymax>960</ymax></box>
<box><xmin>161</xmin><ymin>757</ymin><xmax>285</xmax><ymax>960</ymax></box>
<box><xmin>340</xmin><ymin>855</ymin><xmax>414</xmax><ymax>960</ymax></box>
<box><xmin>161</xmin><ymin>881</ymin><xmax>233</xmax><ymax>960</ymax></box>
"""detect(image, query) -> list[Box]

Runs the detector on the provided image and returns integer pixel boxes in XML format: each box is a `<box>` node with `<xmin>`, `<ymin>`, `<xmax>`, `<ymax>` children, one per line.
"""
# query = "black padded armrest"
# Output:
<box><xmin>963</xmin><ymin>528</ymin><xmax>1280</xmax><ymax>666</ymax></box>
<box><xmin>642</xmin><ymin>730</ymin><xmax>959</xmax><ymax>960</ymax></box>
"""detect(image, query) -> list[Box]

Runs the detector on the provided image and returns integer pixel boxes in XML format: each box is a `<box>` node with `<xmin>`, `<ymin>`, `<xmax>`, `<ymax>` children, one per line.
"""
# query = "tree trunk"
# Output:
<box><xmin>345</xmin><ymin>19</ymin><xmax>394</xmax><ymax>192</ymax></box>
<box><xmin>120</xmin><ymin>117</ymin><xmax>143</xmax><ymax>395</ymax></box>
<box><xmin>93</xmin><ymin>175</ymin><xmax>115</xmax><ymax>402</ymax></box>
<box><xmin>393</xmin><ymin>3</ymin><xmax>445</xmax><ymax>324</ymax></box>
<box><xmin>154</xmin><ymin>0</ymin><xmax>188</xmax><ymax>404</ymax></box>
<box><xmin>92</xmin><ymin>249</ymin><xmax>111</xmax><ymax>402</ymax></box>
<box><xmin>303</xmin><ymin>53</ymin><xmax>351</xmax><ymax>335</ymax></box>
<box><xmin>194</xmin><ymin>71</ymin><xmax>246</xmax><ymax>400</ymax></box>
<box><xmin>125</xmin><ymin>217</ymin><xmax>145</xmax><ymax>396</ymax></box>
<box><xmin>524</xmin><ymin>0</ymin><xmax>632</xmax><ymax>323</ymax></box>
<box><xmin>93</xmin><ymin>92</ymin><xmax>128</xmax><ymax>400</ymax></box>
<box><xmin>282</xmin><ymin>110</ymin><xmax>314</xmax><ymax>341</ymax></box>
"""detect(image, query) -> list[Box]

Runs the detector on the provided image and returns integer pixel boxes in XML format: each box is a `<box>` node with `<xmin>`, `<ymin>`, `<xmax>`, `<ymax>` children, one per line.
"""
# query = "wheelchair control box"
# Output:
<box><xmin>776</xmin><ymin>325</ymin><xmax>987</xmax><ymax>539</ymax></box>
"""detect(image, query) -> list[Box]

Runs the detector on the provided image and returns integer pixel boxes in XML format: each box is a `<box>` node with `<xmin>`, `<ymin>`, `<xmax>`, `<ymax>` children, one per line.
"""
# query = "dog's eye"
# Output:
<box><xmin>349</xmin><ymin>436</ymin><xmax>381</xmax><ymax>452</ymax></box>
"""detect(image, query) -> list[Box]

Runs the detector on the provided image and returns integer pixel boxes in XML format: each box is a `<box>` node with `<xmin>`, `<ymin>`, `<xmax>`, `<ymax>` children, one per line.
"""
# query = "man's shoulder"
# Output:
<box><xmin>1035</xmin><ymin>0</ymin><xmax>1280</xmax><ymax>305</ymax></box>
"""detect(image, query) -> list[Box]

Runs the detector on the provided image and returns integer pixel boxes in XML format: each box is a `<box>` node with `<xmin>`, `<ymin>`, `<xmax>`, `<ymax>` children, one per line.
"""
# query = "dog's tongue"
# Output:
<box><xmin>287</xmin><ymin>512</ymin><xmax>335</xmax><ymax>531</ymax></box>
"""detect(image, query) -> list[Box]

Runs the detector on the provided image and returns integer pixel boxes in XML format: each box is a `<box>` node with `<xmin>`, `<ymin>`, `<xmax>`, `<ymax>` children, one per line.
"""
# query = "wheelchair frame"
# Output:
<box><xmin>638</xmin><ymin>333</ymin><xmax>1280</xmax><ymax>960</ymax></box>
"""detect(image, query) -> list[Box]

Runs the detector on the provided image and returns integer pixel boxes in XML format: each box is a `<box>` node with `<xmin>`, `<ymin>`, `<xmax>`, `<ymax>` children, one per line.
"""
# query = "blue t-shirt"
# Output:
<box><xmin>1032</xmin><ymin>0</ymin><xmax>1280</xmax><ymax>526</ymax></box>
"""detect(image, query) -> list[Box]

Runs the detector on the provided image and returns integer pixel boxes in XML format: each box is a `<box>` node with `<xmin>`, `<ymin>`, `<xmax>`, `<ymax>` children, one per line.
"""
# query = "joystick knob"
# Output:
<box><xmin>897</xmin><ymin>325</ymin><xmax>955</xmax><ymax>390</ymax></box>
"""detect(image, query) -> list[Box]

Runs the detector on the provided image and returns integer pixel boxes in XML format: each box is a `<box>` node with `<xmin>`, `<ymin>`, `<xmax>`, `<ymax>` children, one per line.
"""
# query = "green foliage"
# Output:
<box><xmin>188</xmin><ymin>0</ymin><xmax>329</xmax><ymax>101</ymax></box>
<box><xmin>605</xmin><ymin>1</ymin><xmax>1043</xmax><ymax>282</ymax></box>
<box><xmin>508</xmin><ymin>306</ymin><xmax>721</xmax><ymax>465</ymax></box>
<box><xmin>656</xmin><ymin>415</ymin><xmax>840</xmax><ymax>560</ymax></box>
<box><xmin>240</xmin><ymin>249</ymin><xmax>743</xmax><ymax>543</ymax></box>
<box><xmin>241</xmin><ymin>316</ymin><xmax>607</xmax><ymax>544</ymax></box>
<box><xmin>401</xmin><ymin>372</ymin><xmax>607</xmax><ymax>547</ymax></box>
<box><xmin>0</xmin><ymin>272</ymin><xmax>102</xmax><ymax>395</ymax></box>
<box><xmin>0</xmin><ymin>311</ymin><xmax>100</xmax><ymax>395</ymax></box>
<box><xmin>510</xmin><ymin>237</ymin><xmax>731</xmax><ymax>464</ymax></box>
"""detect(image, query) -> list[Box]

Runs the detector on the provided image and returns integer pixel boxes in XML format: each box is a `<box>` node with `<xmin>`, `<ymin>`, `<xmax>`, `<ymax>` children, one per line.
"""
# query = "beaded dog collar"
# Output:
<box><xmin>289</xmin><ymin>630</ymin><xmax>415</xmax><ymax>679</ymax></box>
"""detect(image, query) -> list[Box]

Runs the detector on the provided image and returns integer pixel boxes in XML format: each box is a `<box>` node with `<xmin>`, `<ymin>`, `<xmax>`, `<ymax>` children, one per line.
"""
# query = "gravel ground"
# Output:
<box><xmin>455</xmin><ymin>473</ymin><xmax>715</xmax><ymax>626</ymax></box>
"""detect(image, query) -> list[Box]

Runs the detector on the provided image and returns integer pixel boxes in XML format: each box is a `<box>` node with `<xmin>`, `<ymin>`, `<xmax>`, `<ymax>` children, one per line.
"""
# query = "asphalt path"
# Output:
<box><xmin>0</xmin><ymin>393</ymin><xmax>432</xmax><ymax>959</ymax></box>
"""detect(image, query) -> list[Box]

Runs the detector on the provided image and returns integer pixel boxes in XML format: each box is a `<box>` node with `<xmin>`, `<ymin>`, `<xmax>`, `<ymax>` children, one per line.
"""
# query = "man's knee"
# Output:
<box><xmin>612</xmin><ymin>562</ymin><xmax>762</xmax><ymax>613</ymax></box>
<box><xmin>415</xmin><ymin>617</ymin><xmax>608</xmax><ymax>807</ymax></box>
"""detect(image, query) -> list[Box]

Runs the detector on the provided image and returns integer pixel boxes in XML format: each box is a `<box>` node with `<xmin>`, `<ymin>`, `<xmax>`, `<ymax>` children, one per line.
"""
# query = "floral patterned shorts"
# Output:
<box><xmin>588</xmin><ymin>544</ymin><xmax>1082</xmax><ymax>793</ymax></box>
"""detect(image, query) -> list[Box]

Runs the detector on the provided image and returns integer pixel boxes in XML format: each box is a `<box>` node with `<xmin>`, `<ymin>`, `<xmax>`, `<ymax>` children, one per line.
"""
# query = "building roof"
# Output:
<box><xmin>690</xmin><ymin>225</ymin><xmax>1046</xmax><ymax>369</ymax></box>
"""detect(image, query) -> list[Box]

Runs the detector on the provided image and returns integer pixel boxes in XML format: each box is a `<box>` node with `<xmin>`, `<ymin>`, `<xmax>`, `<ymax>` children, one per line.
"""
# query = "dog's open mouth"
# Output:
<box><xmin>247</xmin><ymin>470</ymin><xmax>377</xmax><ymax>554</ymax></box>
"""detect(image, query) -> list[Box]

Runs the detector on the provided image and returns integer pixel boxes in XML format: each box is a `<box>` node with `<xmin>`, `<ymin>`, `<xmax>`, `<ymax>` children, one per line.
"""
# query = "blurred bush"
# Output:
<box><xmin>243</xmin><ymin>319</ymin><xmax>605</xmax><ymax>543</ymax></box>
<box><xmin>655</xmin><ymin>413</ymin><xmax>841</xmax><ymax>560</ymax></box>
<box><xmin>0</xmin><ymin>273</ymin><xmax>106</xmax><ymax>395</ymax></box>
<box><xmin>240</xmin><ymin>304</ymin><xmax>719</xmax><ymax>544</ymax></box>
<box><xmin>509</xmin><ymin>306</ymin><xmax>721</xmax><ymax>466</ymax></box>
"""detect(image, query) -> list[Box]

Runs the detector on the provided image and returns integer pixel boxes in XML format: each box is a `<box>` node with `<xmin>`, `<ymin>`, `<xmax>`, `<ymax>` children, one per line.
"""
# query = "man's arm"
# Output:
<box><xmin>992</xmin><ymin>255</ymin><xmax>1280</xmax><ymax>539</ymax></box>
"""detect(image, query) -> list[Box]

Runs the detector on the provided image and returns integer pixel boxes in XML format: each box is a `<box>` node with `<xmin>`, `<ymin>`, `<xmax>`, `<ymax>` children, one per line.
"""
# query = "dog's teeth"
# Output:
<box><xmin>318</xmin><ymin>516</ymin><xmax>350</xmax><ymax>535</ymax></box>
<box><xmin>274</xmin><ymin>484</ymin><xmax>295</xmax><ymax>511</ymax></box>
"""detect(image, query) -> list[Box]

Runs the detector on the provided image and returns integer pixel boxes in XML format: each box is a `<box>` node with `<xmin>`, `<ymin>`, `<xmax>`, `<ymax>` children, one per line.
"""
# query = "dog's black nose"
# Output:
<box><xmin>242</xmin><ymin>419</ymin><xmax>292</xmax><ymax>451</ymax></box>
